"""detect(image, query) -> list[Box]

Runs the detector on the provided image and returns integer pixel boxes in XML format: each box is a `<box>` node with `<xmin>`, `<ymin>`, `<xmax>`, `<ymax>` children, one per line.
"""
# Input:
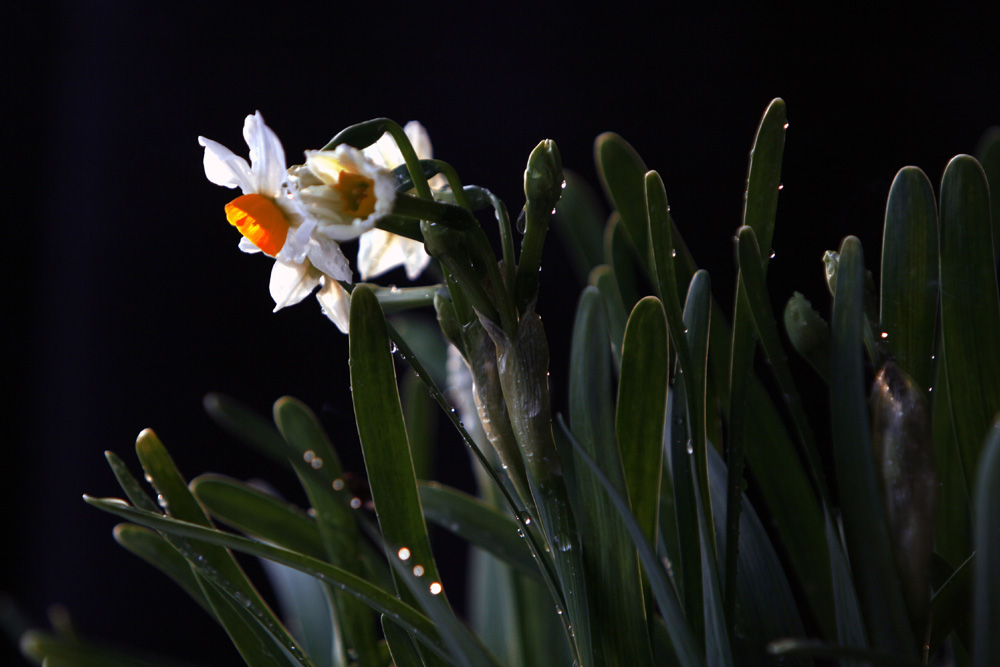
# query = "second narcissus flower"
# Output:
<box><xmin>198</xmin><ymin>112</ymin><xmax>396</xmax><ymax>331</ymax></box>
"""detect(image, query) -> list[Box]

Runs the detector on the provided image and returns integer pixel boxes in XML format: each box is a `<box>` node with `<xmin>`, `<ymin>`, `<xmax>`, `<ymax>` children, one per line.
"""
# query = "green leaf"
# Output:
<box><xmin>590</xmin><ymin>264</ymin><xmax>628</xmax><ymax>369</ymax></box>
<box><xmin>595</xmin><ymin>132</ymin><xmax>651</xmax><ymax>276</ymax></box>
<box><xmin>558</xmin><ymin>417</ymin><xmax>703</xmax><ymax>667</ymax></box>
<box><xmin>725</xmin><ymin>98</ymin><xmax>787</xmax><ymax>633</ymax></box>
<box><xmin>568</xmin><ymin>286</ymin><xmax>653</xmax><ymax>666</ymax></box>
<box><xmin>112</xmin><ymin>524</ymin><xmax>213</xmax><ymax>619</ymax></box>
<box><xmin>84</xmin><ymin>498</ymin><xmax>453</xmax><ymax>663</ymax></box>
<box><xmin>20</xmin><ymin>628</ymin><xmax>207</xmax><ymax>667</ymax></box>
<box><xmin>553</xmin><ymin>169</ymin><xmax>607</xmax><ymax>283</ymax></box>
<box><xmin>417</xmin><ymin>481</ymin><xmax>539</xmax><ymax>579</ymax></box>
<box><xmin>606</xmin><ymin>213</ymin><xmax>642</xmax><ymax>315</ymax></box>
<box><xmin>132</xmin><ymin>430</ymin><xmax>308</xmax><ymax>667</ymax></box>
<box><xmin>939</xmin><ymin>155</ymin><xmax>1000</xmax><ymax>491</ymax></box>
<box><xmin>974</xmin><ymin>418</ymin><xmax>1000</xmax><ymax>666</ymax></box>
<box><xmin>783</xmin><ymin>292</ymin><xmax>831</xmax><ymax>382</ymax></box>
<box><xmin>974</xmin><ymin>127</ymin><xmax>1000</xmax><ymax>259</ymax></box>
<box><xmin>880</xmin><ymin>166</ymin><xmax>939</xmax><ymax>395</ymax></box>
<box><xmin>929</xmin><ymin>552</ymin><xmax>973</xmax><ymax>658</ymax></box>
<box><xmin>932</xmin><ymin>344</ymin><xmax>973</xmax><ymax>568</ymax></box>
<box><xmin>830</xmin><ymin>236</ymin><xmax>916</xmax><ymax>657</ymax></box>
<box><xmin>616</xmin><ymin>296</ymin><xmax>668</xmax><ymax>552</ymax></box>
<box><xmin>401</xmin><ymin>368</ymin><xmax>439</xmax><ymax>481</ymax></box>
<box><xmin>272</xmin><ymin>396</ymin><xmax>382</xmax><ymax>666</ymax></box>
<box><xmin>202</xmin><ymin>393</ymin><xmax>290</xmax><ymax>465</ymax></box>
<box><xmin>767</xmin><ymin>639</ymin><xmax>921</xmax><ymax>667</ymax></box>
<box><xmin>190</xmin><ymin>475</ymin><xmax>324</xmax><ymax>560</ymax></box>
<box><xmin>381</xmin><ymin>616</ymin><xmax>424</xmax><ymax>667</ymax></box>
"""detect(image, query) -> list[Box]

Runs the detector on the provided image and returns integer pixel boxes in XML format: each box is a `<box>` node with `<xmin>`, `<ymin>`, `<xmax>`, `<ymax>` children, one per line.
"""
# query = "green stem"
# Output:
<box><xmin>394</xmin><ymin>194</ymin><xmax>476</xmax><ymax>230</ymax></box>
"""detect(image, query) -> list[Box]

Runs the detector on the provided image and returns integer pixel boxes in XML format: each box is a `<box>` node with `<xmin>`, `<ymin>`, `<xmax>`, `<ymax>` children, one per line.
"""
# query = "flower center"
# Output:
<box><xmin>335</xmin><ymin>172</ymin><xmax>377</xmax><ymax>219</ymax></box>
<box><xmin>225</xmin><ymin>193</ymin><xmax>290</xmax><ymax>256</ymax></box>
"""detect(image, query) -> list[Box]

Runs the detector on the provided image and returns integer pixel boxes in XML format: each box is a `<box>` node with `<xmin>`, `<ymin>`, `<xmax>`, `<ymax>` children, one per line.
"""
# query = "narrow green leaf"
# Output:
<box><xmin>595</xmin><ymin>132</ymin><xmax>651</xmax><ymax>274</ymax></box>
<box><xmin>606</xmin><ymin>213</ymin><xmax>642</xmax><ymax>314</ymax></box>
<box><xmin>939</xmin><ymin>155</ymin><xmax>1000</xmax><ymax>490</ymax></box>
<box><xmin>273</xmin><ymin>396</ymin><xmax>381</xmax><ymax>667</ymax></box>
<box><xmin>616</xmin><ymin>296</ymin><xmax>668</xmax><ymax>550</ymax></box>
<box><xmin>402</xmin><ymin>368</ymin><xmax>438</xmax><ymax>481</ymax></box>
<box><xmin>202</xmin><ymin>393</ymin><xmax>290</xmax><ymax>465</ymax></box>
<box><xmin>830</xmin><ymin>236</ymin><xmax>917</xmax><ymax>657</ymax></box>
<box><xmin>349</xmin><ymin>285</ymin><xmax>445</xmax><ymax>596</ymax></box>
<box><xmin>84</xmin><ymin>498</ymin><xmax>452</xmax><ymax>663</ymax></box>
<box><xmin>932</xmin><ymin>344</ymin><xmax>973</xmax><ymax>568</ymax></box>
<box><xmin>552</xmin><ymin>169</ymin><xmax>607</xmax><ymax>283</ymax></box>
<box><xmin>191</xmin><ymin>475</ymin><xmax>324</xmax><ymax>559</ymax></box>
<box><xmin>112</xmin><ymin>524</ymin><xmax>213</xmax><ymax>619</ymax></box>
<box><xmin>590</xmin><ymin>264</ymin><xmax>628</xmax><ymax>369</ymax></box>
<box><xmin>973</xmin><ymin>418</ymin><xmax>1000</xmax><ymax>667</ymax></box>
<box><xmin>20</xmin><ymin>628</ymin><xmax>206</xmax><ymax>667</ymax></box>
<box><xmin>929</xmin><ymin>552</ymin><xmax>973</xmax><ymax>658</ymax></box>
<box><xmin>783</xmin><ymin>292</ymin><xmax>831</xmax><ymax>382</ymax></box>
<box><xmin>825</xmin><ymin>508</ymin><xmax>869</xmax><ymax>663</ymax></box>
<box><xmin>558</xmin><ymin>416</ymin><xmax>703</xmax><ymax>667</ymax></box>
<box><xmin>726</xmin><ymin>98</ymin><xmax>787</xmax><ymax>634</ymax></box>
<box><xmin>417</xmin><ymin>481</ymin><xmax>539</xmax><ymax>579</ymax></box>
<box><xmin>974</xmin><ymin>127</ymin><xmax>1000</xmax><ymax>259</ymax></box>
<box><xmin>880</xmin><ymin>166</ymin><xmax>939</xmax><ymax>395</ymax></box>
<box><xmin>133</xmin><ymin>430</ymin><xmax>308</xmax><ymax>667</ymax></box>
<box><xmin>767</xmin><ymin>639</ymin><xmax>922</xmax><ymax>667</ymax></box>
<box><xmin>381</xmin><ymin>616</ymin><xmax>424</xmax><ymax>667</ymax></box>
<box><xmin>568</xmin><ymin>286</ymin><xmax>653</xmax><ymax>666</ymax></box>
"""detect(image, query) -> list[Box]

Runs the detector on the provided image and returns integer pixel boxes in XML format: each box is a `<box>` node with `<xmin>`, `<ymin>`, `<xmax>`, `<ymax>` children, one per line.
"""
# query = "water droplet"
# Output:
<box><xmin>308</xmin><ymin>508</ymin><xmax>318</xmax><ymax>517</ymax></box>
<box><xmin>332</xmin><ymin>478</ymin><xmax>345</xmax><ymax>491</ymax></box>
<box><xmin>671</xmin><ymin>249</ymin><xmax>677</xmax><ymax>258</ymax></box>
<box><xmin>517</xmin><ymin>510</ymin><xmax>532</xmax><ymax>526</ymax></box>
<box><xmin>157</xmin><ymin>494</ymin><xmax>167</xmax><ymax>509</ymax></box>
<box><xmin>769</xmin><ymin>250</ymin><xmax>776</xmax><ymax>259</ymax></box>
<box><xmin>310</xmin><ymin>457</ymin><xmax>323</xmax><ymax>469</ymax></box>
<box><xmin>783</xmin><ymin>122</ymin><xmax>790</xmax><ymax>129</ymax></box>
<box><xmin>303</xmin><ymin>450</ymin><xmax>316</xmax><ymax>463</ymax></box>
<box><xmin>550</xmin><ymin>207</ymin><xmax>558</xmax><ymax>215</ymax></box>
<box><xmin>397</xmin><ymin>547</ymin><xmax>411</xmax><ymax>561</ymax></box>
<box><xmin>412</xmin><ymin>564</ymin><xmax>425</xmax><ymax>577</ymax></box>
<box><xmin>685</xmin><ymin>439</ymin><xmax>694</xmax><ymax>455</ymax></box>
<box><xmin>390</xmin><ymin>342</ymin><xmax>399</xmax><ymax>354</ymax></box>
<box><xmin>880</xmin><ymin>331</ymin><xmax>889</xmax><ymax>339</ymax></box>
<box><xmin>429</xmin><ymin>581</ymin><xmax>443</xmax><ymax>595</ymax></box>
<box><xmin>144</xmin><ymin>473</ymin><xmax>153</xmax><ymax>484</ymax></box>
<box><xmin>560</xmin><ymin>180</ymin><xmax>567</xmax><ymax>189</ymax></box>
<box><xmin>350</xmin><ymin>497</ymin><xmax>362</xmax><ymax>509</ymax></box>
<box><xmin>778</xmin><ymin>184</ymin><xmax>784</xmax><ymax>190</ymax></box>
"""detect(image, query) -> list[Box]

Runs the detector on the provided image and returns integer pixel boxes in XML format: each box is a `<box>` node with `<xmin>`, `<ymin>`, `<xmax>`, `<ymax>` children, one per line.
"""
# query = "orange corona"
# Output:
<box><xmin>224</xmin><ymin>193</ymin><xmax>290</xmax><ymax>256</ymax></box>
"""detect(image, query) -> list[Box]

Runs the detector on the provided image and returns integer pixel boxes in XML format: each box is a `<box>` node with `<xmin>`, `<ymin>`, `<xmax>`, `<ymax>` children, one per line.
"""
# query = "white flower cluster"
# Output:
<box><xmin>199</xmin><ymin>112</ymin><xmax>434</xmax><ymax>332</ymax></box>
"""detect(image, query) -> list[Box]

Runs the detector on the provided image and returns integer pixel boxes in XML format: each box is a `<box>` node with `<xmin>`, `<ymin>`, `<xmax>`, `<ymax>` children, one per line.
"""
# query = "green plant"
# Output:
<box><xmin>15</xmin><ymin>102</ymin><xmax>1000</xmax><ymax>666</ymax></box>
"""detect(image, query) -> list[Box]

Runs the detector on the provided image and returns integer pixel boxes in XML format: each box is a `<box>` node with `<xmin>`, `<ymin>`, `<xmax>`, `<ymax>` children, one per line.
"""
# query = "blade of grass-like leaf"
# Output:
<box><xmin>929</xmin><ymin>552</ymin><xmax>973</xmax><ymax>658</ymax></box>
<box><xmin>783</xmin><ymin>293</ymin><xmax>831</xmax><ymax>382</ymax></box>
<box><xmin>553</xmin><ymin>169</ymin><xmax>607</xmax><ymax>283</ymax></box>
<box><xmin>84</xmin><ymin>498</ymin><xmax>453</xmax><ymax>663</ymax></box>
<box><xmin>595</xmin><ymin>133</ymin><xmax>651</xmax><ymax>276</ymax></box>
<box><xmin>191</xmin><ymin>475</ymin><xmax>325</xmax><ymax>560</ymax></box>
<box><xmin>973</xmin><ymin>419</ymin><xmax>1000</xmax><ymax>667</ymax></box>
<box><xmin>590</xmin><ymin>264</ymin><xmax>628</xmax><ymax>369</ymax></box>
<box><xmin>736</xmin><ymin>225</ymin><xmax>827</xmax><ymax>498</ymax></box>
<box><xmin>830</xmin><ymin>236</ymin><xmax>917</xmax><ymax>657</ymax></box>
<box><xmin>381</xmin><ymin>616</ymin><xmax>424</xmax><ymax>667</ymax></box>
<box><xmin>725</xmin><ymin>98</ymin><xmax>786</xmax><ymax>632</ymax></box>
<box><xmin>880</xmin><ymin>166</ymin><xmax>938</xmax><ymax>395</ymax></box>
<box><xmin>402</xmin><ymin>368</ymin><xmax>438</xmax><ymax>481</ymax></box>
<box><xmin>386</xmin><ymin>546</ymin><xmax>501</xmax><ymax>667</ymax></box>
<box><xmin>349</xmin><ymin>286</ymin><xmax>446</xmax><ymax>594</ymax></box>
<box><xmin>682</xmin><ymin>271</ymin><xmax>732</xmax><ymax>667</ymax></box>
<box><xmin>932</xmin><ymin>345</ymin><xmax>973</xmax><ymax>568</ymax></box>
<box><xmin>20</xmin><ymin>629</ymin><xmax>207</xmax><ymax>667</ymax></box>
<box><xmin>974</xmin><ymin>127</ymin><xmax>1000</xmax><ymax>259</ymax></box>
<box><xmin>825</xmin><ymin>508</ymin><xmax>868</xmax><ymax>665</ymax></box>
<box><xmin>939</xmin><ymin>155</ymin><xmax>1000</xmax><ymax>491</ymax></box>
<box><xmin>272</xmin><ymin>396</ymin><xmax>381</xmax><ymax>666</ymax></box>
<box><xmin>617</xmin><ymin>297</ymin><xmax>668</xmax><ymax>552</ymax></box>
<box><xmin>568</xmin><ymin>286</ymin><xmax>654</xmax><ymax>666</ymax></box>
<box><xmin>132</xmin><ymin>430</ymin><xmax>309</xmax><ymax>667</ymax></box>
<box><xmin>767</xmin><ymin>639</ymin><xmax>922</xmax><ymax>667</ymax></box>
<box><xmin>112</xmin><ymin>524</ymin><xmax>213</xmax><ymax>618</ymax></box>
<box><xmin>418</xmin><ymin>481</ymin><xmax>539</xmax><ymax>579</ymax></box>
<box><xmin>705</xmin><ymin>446</ymin><xmax>809</xmax><ymax>666</ymax></box>
<box><xmin>557</xmin><ymin>416</ymin><xmax>703</xmax><ymax>667</ymax></box>
<box><xmin>202</xmin><ymin>393</ymin><xmax>290</xmax><ymax>465</ymax></box>
<box><xmin>607</xmin><ymin>213</ymin><xmax>642</xmax><ymax>315</ymax></box>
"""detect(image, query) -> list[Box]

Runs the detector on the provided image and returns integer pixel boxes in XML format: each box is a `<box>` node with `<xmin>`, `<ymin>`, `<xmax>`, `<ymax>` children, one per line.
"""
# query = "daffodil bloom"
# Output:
<box><xmin>355</xmin><ymin>121</ymin><xmax>442</xmax><ymax>281</ymax></box>
<box><xmin>199</xmin><ymin>112</ymin><xmax>395</xmax><ymax>332</ymax></box>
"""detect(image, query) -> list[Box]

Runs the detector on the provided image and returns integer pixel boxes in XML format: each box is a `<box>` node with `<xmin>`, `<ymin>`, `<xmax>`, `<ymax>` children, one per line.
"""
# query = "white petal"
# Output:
<box><xmin>306</xmin><ymin>235</ymin><xmax>353</xmax><ymax>282</ymax></box>
<box><xmin>404</xmin><ymin>121</ymin><xmax>433</xmax><ymax>160</ymax></box>
<box><xmin>316</xmin><ymin>278</ymin><xmax>351</xmax><ymax>334</ymax></box>
<box><xmin>358</xmin><ymin>229</ymin><xmax>429</xmax><ymax>280</ymax></box>
<box><xmin>243</xmin><ymin>112</ymin><xmax>287</xmax><ymax>199</ymax></box>
<box><xmin>364</xmin><ymin>131</ymin><xmax>405</xmax><ymax>170</ymax></box>
<box><xmin>238</xmin><ymin>237</ymin><xmax>262</xmax><ymax>254</ymax></box>
<box><xmin>199</xmin><ymin>136</ymin><xmax>254</xmax><ymax>191</ymax></box>
<box><xmin>278</xmin><ymin>218</ymin><xmax>316</xmax><ymax>264</ymax></box>
<box><xmin>269</xmin><ymin>260</ymin><xmax>320</xmax><ymax>311</ymax></box>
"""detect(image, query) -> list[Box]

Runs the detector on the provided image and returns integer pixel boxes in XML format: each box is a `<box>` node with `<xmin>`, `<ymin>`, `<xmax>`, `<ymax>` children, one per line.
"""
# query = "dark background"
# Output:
<box><xmin>4</xmin><ymin>2</ymin><xmax>999</xmax><ymax>665</ymax></box>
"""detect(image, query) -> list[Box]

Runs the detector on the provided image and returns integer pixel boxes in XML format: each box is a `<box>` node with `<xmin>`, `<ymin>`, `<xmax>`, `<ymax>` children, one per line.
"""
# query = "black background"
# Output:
<box><xmin>4</xmin><ymin>2</ymin><xmax>999</xmax><ymax>665</ymax></box>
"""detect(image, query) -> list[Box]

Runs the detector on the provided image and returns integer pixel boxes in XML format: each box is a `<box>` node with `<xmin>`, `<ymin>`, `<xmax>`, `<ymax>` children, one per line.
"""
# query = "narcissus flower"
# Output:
<box><xmin>355</xmin><ymin>121</ymin><xmax>441</xmax><ymax>281</ymax></box>
<box><xmin>199</xmin><ymin>112</ymin><xmax>395</xmax><ymax>332</ymax></box>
